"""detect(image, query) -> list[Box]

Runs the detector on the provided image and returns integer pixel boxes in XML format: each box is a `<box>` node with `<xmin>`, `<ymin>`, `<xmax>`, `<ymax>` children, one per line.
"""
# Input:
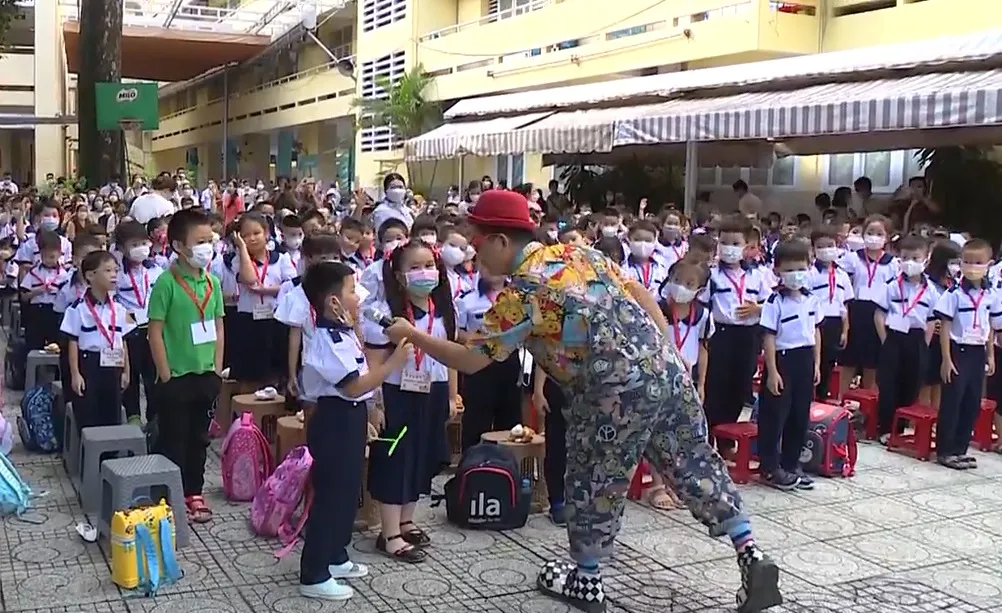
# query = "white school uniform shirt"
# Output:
<box><xmin>115</xmin><ymin>259</ymin><xmax>164</xmax><ymax>326</ymax></box>
<box><xmin>359</xmin><ymin>259</ymin><xmax>385</xmax><ymax>304</ymax></box>
<box><xmin>698</xmin><ymin>263</ymin><xmax>771</xmax><ymax>326</ymax></box>
<box><xmin>302</xmin><ymin>322</ymin><xmax>373</xmax><ymax>402</ymax></box>
<box><xmin>457</xmin><ymin>287</ymin><xmax>499</xmax><ymax>335</ymax></box>
<box><xmin>623</xmin><ymin>255</ymin><xmax>669</xmax><ymax>296</ymax></box>
<box><xmin>759</xmin><ymin>289</ymin><xmax>824</xmax><ymax>351</ymax></box>
<box><xmin>447</xmin><ymin>266</ymin><xmax>479</xmax><ymax>301</ymax></box>
<box><xmin>228</xmin><ymin>250</ymin><xmax>296</xmax><ymax>314</ymax></box>
<box><xmin>808</xmin><ymin>261</ymin><xmax>853</xmax><ymax>319</ymax></box>
<box><xmin>362</xmin><ymin>298</ymin><xmax>451</xmax><ymax>385</ymax></box>
<box><xmin>53</xmin><ymin>270</ymin><xmax>88</xmax><ymax>314</ymax></box>
<box><xmin>14</xmin><ymin>234</ymin><xmax>72</xmax><ymax>266</ymax></box>
<box><xmin>936</xmin><ymin>280</ymin><xmax>1002</xmax><ymax>346</ymax></box>
<box><xmin>874</xmin><ymin>274</ymin><xmax>937</xmax><ymax>334</ymax></box>
<box><xmin>662</xmin><ymin>301</ymin><xmax>713</xmax><ymax>370</ymax></box>
<box><xmin>655</xmin><ymin>240</ymin><xmax>688</xmax><ymax>270</ymax></box>
<box><xmin>211</xmin><ymin>253</ymin><xmax>240</xmax><ymax>307</ymax></box>
<box><xmin>20</xmin><ymin>263</ymin><xmax>70</xmax><ymax>305</ymax></box>
<box><xmin>59</xmin><ymin>292</ymin><xmax>136</xmax><ymax>352</ymax></box>
<box><xmin>841</xmin><ymin>250</ymin><xmax>899</xmax><ymax>303</ymax></box>
<box><xmin>1</xmin><ymin>260</ymin><xmax>17</xmax><ymax>289</ymax></box>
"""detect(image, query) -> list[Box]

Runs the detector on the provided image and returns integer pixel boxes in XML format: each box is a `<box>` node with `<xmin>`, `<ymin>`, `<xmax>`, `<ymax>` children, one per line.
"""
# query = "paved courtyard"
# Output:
<box><xmin>3</xmin><ymin>387</ymin><xmax>1002</xmax><ymax>613</ymax></box>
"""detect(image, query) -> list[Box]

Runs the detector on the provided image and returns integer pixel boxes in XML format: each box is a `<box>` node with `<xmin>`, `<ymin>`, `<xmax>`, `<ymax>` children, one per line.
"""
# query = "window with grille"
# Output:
<box><xmin>362</xmin><ymin>0</ymin><xmax>407</xmax><ymax>33</ymax></box>
<box><xmin>359</xmin><ymin>51</ymin><xmax>407</xmax><ymax>153</ymax></box>
<box><xmin>822</xmin><ymin>150</ymin><xmax>925</xmax><ymax>193</ymax></box>
<box><xmin>698</xmin><ymin>156</ymin><xmax>798</xmax><ymax>189</ymax></box>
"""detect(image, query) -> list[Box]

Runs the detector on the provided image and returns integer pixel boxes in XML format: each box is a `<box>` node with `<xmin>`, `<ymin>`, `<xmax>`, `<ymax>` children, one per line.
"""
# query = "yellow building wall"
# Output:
<box><xmin>823</xmin><ymin>0</ymin><xmax>1002</xmax><ymax>51</ymax></box>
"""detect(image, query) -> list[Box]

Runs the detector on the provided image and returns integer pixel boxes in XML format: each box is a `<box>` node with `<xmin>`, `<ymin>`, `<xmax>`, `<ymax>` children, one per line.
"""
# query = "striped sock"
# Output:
<box><xmin>725</xmin><ymin>518</ymin><xmax>755</xmax><ymax>551</ymax></box>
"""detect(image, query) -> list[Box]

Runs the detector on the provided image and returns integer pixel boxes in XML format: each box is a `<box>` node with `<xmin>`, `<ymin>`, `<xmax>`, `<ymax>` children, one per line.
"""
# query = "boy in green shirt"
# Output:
<box><xmin>148</xmin><ymin>208</ymin><xmax>224</xmax><ymax>524</ymax></box>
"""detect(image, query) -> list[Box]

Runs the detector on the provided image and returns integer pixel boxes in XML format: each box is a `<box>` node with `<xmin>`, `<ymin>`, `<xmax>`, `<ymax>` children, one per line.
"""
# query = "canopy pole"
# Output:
<box><xmin>683</xmin><ymin>141</ymin><xmax>699</xmax><ymax>218</ymax></box>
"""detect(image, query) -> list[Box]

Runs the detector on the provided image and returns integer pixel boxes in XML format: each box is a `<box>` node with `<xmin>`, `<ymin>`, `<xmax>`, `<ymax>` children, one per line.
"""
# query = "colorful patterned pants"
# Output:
<box><xmin>560</xmin><ymin>351</ymin><xmax>748</xmax><ymax>563</ymax></box>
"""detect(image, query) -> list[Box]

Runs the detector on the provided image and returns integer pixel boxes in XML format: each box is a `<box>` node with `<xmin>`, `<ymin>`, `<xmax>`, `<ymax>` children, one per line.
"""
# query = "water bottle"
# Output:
<box><xmin>521</xmin><ymin>477</ymin><xmax>532</xmax><ymax>496</ymax></box>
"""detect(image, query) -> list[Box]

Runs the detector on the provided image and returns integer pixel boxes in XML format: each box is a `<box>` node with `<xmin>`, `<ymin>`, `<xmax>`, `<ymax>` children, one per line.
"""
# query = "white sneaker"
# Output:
<box><xmin>330</xmin><ymin>561</ymin><xmax>369</xmax><ymax>579</ymax></box>
<box><xmin>299</xmin><ymin>578</ymin><xmax>353</xmax><ymax>601</ymax></box>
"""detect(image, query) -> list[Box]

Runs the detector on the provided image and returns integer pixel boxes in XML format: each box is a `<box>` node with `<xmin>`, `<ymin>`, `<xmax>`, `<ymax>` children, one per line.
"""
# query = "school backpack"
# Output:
<box><xmin>17</xmin><ymin>385</ymin><xmax>59</xmax><ymax>453</ymax></box>
<box><xmin>4</xmin><ymin>334</ymin><xmax>26</xmax><ymax>391</ymax></box>
<box><xmin>250</xmin><ymin>445</ymin><xmax>312</xmax><ymax>556</ymax></box>
<box><xmin>0</xmin><ymin>414</ymin><xmax>13</xmax><ymax>456</ymax></box>
<box><xmin>221</xmin><ymin>412</ymin><xmax>272</xmax><ymax>502</ymax></box>
<box><xmin>109</xmin><ymin>499</ymin><xmax>182</xmax><ymax>594</ymax></box>
<box><xmin>800</xmin><ymin>402</ymin><xmax>857</xmax><ymax>478</ymax></box>
<box><xmin>440</xmin><ymin>443</ymin><xmax>530</xmax><ymax>531</ymax></box>
<box><xmin>0</xmin><ymin>451</ymin><xmax>31</xmax><ymax>515</ymax></box>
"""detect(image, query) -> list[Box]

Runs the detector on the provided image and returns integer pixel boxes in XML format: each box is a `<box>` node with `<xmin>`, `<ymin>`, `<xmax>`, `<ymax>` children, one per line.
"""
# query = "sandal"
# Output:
<box><xmin>185</xmin><ymin>495</ymin><xmax>213</xmax><ymax>523</ymax></box>
<box><xmin>400</xmin><ymin>521</ymin><xmax>431</xmax><ymax>547</ymax></box>
<box><xmin>937</xmin><ymin>456</ymin><xmax>967</xmax><ymax>470</ymax></box>
<box><xmin>959</xmin><ymin>455</ymin><xmax>978</xmax><ymax>468</ymax></box>
<box><xmin>646</xmin><ymin>485</ymin><xmax>679</xmax><ymax>511</ymax></box>
<box><xmin>376</xmin><ymin>533</ymin><xmax>426</xmax><ymax>563</ymax></box>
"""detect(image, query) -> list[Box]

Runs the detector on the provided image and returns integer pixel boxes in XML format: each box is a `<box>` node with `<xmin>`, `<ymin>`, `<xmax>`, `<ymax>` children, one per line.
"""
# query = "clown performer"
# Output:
<box><xmin>382</xmin><ymin>190</ymin><xmax>781</xmax><ymax>613</ymax></box>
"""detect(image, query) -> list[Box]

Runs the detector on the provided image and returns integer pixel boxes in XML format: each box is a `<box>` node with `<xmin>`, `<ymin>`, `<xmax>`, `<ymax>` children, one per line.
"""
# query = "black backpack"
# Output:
<box><xmin>4</xmin><ymin>335</ymin><xmax>25</xmax><ymax>391</ymax></box>
<box><xmin>441</xmin><ymin>443</ymin><xmax>530</xmax><ymax>530</ymax></box>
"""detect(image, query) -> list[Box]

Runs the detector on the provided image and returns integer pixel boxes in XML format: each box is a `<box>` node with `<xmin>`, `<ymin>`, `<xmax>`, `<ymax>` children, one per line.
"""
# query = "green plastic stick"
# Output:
<box><xmin>371</xmin><ymin>425</ymin><xmax>408</xmax><ymax>456</ymax></box>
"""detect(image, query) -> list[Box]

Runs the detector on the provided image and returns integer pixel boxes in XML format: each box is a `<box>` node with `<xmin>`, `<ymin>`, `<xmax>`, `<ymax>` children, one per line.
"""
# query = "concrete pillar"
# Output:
<box><xmin>206</xmin><ymin>141</ymin><xmax>223</xmax><ymax>182</ymax></box>
<box><xmin>276</xmin><ymin>130</ymin><xmax>294</xmax><ymax>178</ymax></box>
<box><xmin>34</xmin><ymin>0</ymin><xmax>65</xmax><ymax>179</ymax></box>
<box><xmin>238</xmin><ymin>134</ymin><xmax>271</xmax><ymax>182</ymax></box>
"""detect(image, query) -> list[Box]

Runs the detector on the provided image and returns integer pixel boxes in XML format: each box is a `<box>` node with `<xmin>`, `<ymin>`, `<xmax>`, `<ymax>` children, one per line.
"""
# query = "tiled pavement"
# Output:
<box><xmin>4</xmin><ymin>387</ymin><xmax>1002</xmax><ymax>613</ymax></box>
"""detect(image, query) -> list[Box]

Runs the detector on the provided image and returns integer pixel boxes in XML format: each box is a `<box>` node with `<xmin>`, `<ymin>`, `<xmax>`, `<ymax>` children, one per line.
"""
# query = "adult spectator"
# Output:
<box><xmin>897</xmin><ymin>176</ymin><xmax>941</xmax><ymax>231</ymax></box>
<box><xmin>1</xmin><ymin>172</ymin><xmax>18</xmax><ymax>195</ymax></box>
<box><xmin>370</xmin><ymin>172</ymin><xmax>414</xmax><ymax>238</ymax></box>
<box><xmin>545</xmin><ymin>179</ymin><xmax>569</xmax><ymax>216</ymax></box>
<box><xmin>99</xmin><ymin>174</ymin><xmax>125</xmax><ymax>199</ymax></box>
<box><xmin>200</xmin><ymin>179</ymin><xmax>218</xmax><ymax>211</ymax></box>
<box><xmin>129</xmin><ymin>173</ymin><xmax>176</xmax><ymax>224</ymax></box>
<box><xmin>221</xmin><ymin>181</ymin><xmax>245</xmax><ymax>226</ymax></box>
<box><xmin>733</xmin><ymin>179</ymin><xmax>762</xmax><ymax>219</ymax></box>
<box><xmin>852</xmin><ymin>176</ymin><xmax>891</xmax><ymax>217</ymax></box>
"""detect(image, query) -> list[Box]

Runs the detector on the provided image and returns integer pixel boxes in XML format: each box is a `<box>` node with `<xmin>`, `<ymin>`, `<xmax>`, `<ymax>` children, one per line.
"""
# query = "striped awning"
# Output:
<box><xmin>404</xmin><ymin>113</ymin><xmax>550</xmax><ymax>160</ymax></box>
<box><xmin>614</xmin><ymin>70</ymin><xmax>1002</xmax><ymax>146</ymax></box>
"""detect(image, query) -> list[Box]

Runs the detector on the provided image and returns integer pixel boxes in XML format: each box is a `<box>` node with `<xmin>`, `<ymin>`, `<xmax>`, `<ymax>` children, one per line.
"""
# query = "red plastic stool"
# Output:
<box><xmin>752</xmin><ymin>355</ymin><xmax>765</xmax><ymax>394</ymax></box>
<box><xmin>973</xmin><ymin>399</ymin><xmax>999</xmax><ymax>451</ymax></box>
<box><xmin>842</xmin><ymin>388</ymin><xmax>879</xmax><ymax>440</ymax></box>
<box><xmin>710</xmin><ymin>422</ymin><xmax>759</xmax><ymax>484</ymax></box>
<box><xmin>628</xmin><ymin>460</ymin><xmax>652</xmax><ymax>500</ymax></box>
<box><xmin>829</xmin><ymin>369</ymin><xmax>842</xmax><ymax>400</ymax></box>
<box><xmin>888</xmin><ymin>404</ymin><xmax>938</xmax><ymax>460</ymax></box>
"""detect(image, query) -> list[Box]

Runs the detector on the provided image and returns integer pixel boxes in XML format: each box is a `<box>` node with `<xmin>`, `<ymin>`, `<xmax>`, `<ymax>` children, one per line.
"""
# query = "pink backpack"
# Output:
<box><xmin>221</xmin><ymin>413</ymin><xmax>273</xmax><ymax>502</ymax></box>
<box><xmin>250</xmin><ymin>445</ymin><xmax>313</xmax><ymax>557</ymax></box>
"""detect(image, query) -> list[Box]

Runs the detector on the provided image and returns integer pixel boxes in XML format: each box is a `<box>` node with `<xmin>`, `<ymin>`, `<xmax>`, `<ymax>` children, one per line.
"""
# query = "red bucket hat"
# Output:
<box><xmin>467</xmin><ymin>190</ymin><xmax>537</xmax><ymax>232</ymax></box>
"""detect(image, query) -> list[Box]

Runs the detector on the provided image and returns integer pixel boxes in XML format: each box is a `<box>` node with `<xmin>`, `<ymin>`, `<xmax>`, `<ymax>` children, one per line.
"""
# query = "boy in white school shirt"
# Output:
<box><xmin>809</xmin><ymin>226</ymin><xmax>853</xmax><ymax>400</ymax></box>
<box><xmin>20</xmin><ymin>230</ymin><xmax>71</xmax><ymax>351</ymax></box>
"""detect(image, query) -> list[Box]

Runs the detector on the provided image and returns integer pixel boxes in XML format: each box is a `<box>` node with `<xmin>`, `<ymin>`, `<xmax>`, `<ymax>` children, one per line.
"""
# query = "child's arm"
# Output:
<box><xmin>939</xmin><ymin>317</ymin><xmax>954</xmax><ymax>382</ymax></box>
<box><xmin>287</xmin><ymin>325</ymin><xmax>302</xmax><ymax>396</ymax></box>
<box><xmin>214</xmin><ymin>317</ymin><xmax>225</xmax><ymax>375</ymax></box>
<box><xmin>232</xmin><ymin>234</ymin><xmax>257</xmax><ymax>286</ymax></box>
<box><xmin>121</xmin><ymin>341</ymin><xmax>131</xmax><ymax>390</ymax></box>
<box><xmin>148</xmin><ymin>320</ymin><xmax>171</xmax><ymax>382</ymax></box>
<box><xmin>840</xmin><ymin>311</ymin><xmax>850</xmax><ymax>348</ymax></box>
<box><xmin>813</xmin><ymin>327</ymin><xmax>822</xmax><ymax>384</ymax></box>
<box><xmin>340</xmin><ymin>342</ymin><xmax>410</xmax><ymax>398</ymax></box>
<box><xmin>448</xmin><ymin>368</ymin><xmax>459</xmax><ymax>416</ymax></box>
<box><xmin>68</xmin><ymin>339</ymin><xmax>84</xmax><ymax>396</ymax></box>
<box><xmin>697</xmin><ymin>341</ymin><xmax>709</xmax><ymax>394</ymax></box>
<box><xmin>763</xmin><ymin>333</ymin><xmax>781</xmax><ymax>395</ymax></box>
<box><xmin>873</xmin><ymin>283</ymin><xmax>890</xmax><ymax>344</ymax></box>
<box><xmin>873</xmin><ymin>309</ymin><xmax>887</xmax><ymax>344</ymax></box>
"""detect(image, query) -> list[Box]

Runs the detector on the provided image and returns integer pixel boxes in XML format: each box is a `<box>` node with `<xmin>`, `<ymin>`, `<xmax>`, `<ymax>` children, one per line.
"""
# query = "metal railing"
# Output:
<box><xmin>418</xmin><ymin>0</ymin><xmax>555</xmax><ymax>42</ymax></box>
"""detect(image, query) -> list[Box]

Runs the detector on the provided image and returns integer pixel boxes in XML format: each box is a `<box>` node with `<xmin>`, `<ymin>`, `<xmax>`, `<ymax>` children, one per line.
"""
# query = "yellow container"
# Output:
<box><xmin>110</xmin><ymin>499</ymin><xmax>176</xmax><ymax>590</ymax></box>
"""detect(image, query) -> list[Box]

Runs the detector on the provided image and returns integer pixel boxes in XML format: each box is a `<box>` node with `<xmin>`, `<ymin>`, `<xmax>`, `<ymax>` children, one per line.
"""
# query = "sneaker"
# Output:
<box><xmin>329</xmin><ymin>561</ymin><xmax>369</xmax><ymax>579</ymax></box>
<box><xmin>537</xmin><ymin>560</ymin><xmax>606</xmax><ymax>613</ymax></box>
<box><xmin>549</xmin><ymin>505</ymin><xmax>567</xmax><ymax>527</ymax></box>
<box><xmin>763</xmin><ymin>470</ymin><xmax>800</xmax><ymax>491</ymax></box>
<box><xmin>794</xmin><ymin>471</ymin><xmax>815</xmax><ymax>491</ymax></box>
<box><xmin>299</xmin><ymin>578</ymin><xmax>353</xmax><ymax>601</ymax></box>
<box><xmin>736</xmin><ymin>544</ymin><xmax>782</xmax><ymax>613</ymax></box>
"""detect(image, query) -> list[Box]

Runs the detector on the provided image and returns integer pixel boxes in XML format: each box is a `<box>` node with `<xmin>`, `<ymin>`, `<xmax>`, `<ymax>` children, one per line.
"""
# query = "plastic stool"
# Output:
<box><xmin>842</xmin><ymin>388</ymin><xmax>879</xmax><ymax>440</ymax></box>
<box><xmin>98</xmin><ymin>454</ymin><xmax>189</xmax><ymax>548</ymax></box>
<box><xmin>888</xmin><ymin>404</ymin><xmax>938</xmax><ymax>460</ymax></box>
<box><xmin>628</xmin><ymin>460</ymin><xmax>653</xmax><ymax>501</ymax></box>
<box><xmin>214</xmin><ymin>379</ymin><xmax>240</xmax><ymax>434</ymax></box>
<box><xmin>973</xmin><ymin>398</ymin><xmax>999</xmax><ymax>451</ymax></box>
<box><xmin>356</xmin><ymin>447</ymin><xmax>380</xmax><ymax>531</ymax></box>
<box><xmin>275</xmin><ymin>415</ymin><xmax>306</xmax><ymax>463</ymax></box>
<box><xmin>25</xmin><ymin>350</ymin><xmax>60</xmax><ymax>390</ymax></box>
<box><xmin>79</xmin><ymin>425</ymin><xmax>147</xmax><ymax>515</ymax></box>
<box><xmin>710</xmin><ymin>422</ymin><xmax>759</xmax><ymax>484</ymax></box>
<box><xmin>232</xmin><ymin>393</ymin><xmax>286</xmax><ymax>451</ymax></box>
<box><xmin>63</xmin><ymin>403</ymin><xmax>81</xmax><ymax>490</ymax></box>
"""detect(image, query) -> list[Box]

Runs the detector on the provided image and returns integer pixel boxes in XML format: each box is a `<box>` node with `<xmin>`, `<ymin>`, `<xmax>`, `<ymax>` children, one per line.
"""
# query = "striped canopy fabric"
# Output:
<box><xmin>404</xmin><ymin>113</ymin><xmax>551</xmax><ymax>160</ymax></box>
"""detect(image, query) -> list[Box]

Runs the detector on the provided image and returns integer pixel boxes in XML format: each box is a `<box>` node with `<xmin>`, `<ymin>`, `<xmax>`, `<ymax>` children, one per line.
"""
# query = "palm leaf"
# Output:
<box><xmin>352</xmin><ymin>64</ymin><xmax>440</xmax><ymax>139</ymax></box>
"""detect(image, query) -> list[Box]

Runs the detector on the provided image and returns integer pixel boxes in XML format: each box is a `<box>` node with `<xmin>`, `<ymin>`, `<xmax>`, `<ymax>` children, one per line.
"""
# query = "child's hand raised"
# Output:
<box><xmin>232</xmin><ymin>232</ymin><xmax>246</xmax><ymax>251</ymax></box>
<box><xmin>387</xmin><ymin>340</ymin><xmax>413</xmax><ymax>370</ymax></box>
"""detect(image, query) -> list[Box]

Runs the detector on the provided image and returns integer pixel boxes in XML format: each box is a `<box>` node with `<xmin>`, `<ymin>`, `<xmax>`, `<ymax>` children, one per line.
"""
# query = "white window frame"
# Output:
<box><xmin>359</xmin><ymin>51</ymin><xmax>407</xmax><ymax>153</ymax></box>
<box><xmin>697</xmin><ymin>156</ymin><xmax>799</xmax><ymax>190</ymax></box>
<box><xmin>493</xmin><ymin>154</ymin><xmax>526</xmax><ymax>187</ymax></box>
<box><xmin>361</xmin><ymin>0</ymin><xmax>407</xmax><ymax>33</ymax></box>
<box><xmin>821</xmin><ymin>149</ymin><xmax>926</xmax><ymax>194</ymax></box>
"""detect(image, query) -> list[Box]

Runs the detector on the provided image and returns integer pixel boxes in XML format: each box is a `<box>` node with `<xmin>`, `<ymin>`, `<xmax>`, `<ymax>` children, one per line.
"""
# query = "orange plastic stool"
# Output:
<box><xmin>710</xmin><ymin>422</ymin><xmax>759</xmax><ymax>484</ymax></box>
<box><xmin>973</xmin><ymin>398</ymin><xmax>999</xmax><ymax>452</ymax></box>
<box><xmin>842</xmin><ymin>388</ymin><xmax>879</xmax><ymax>440</ymax></box>
<box><xmin>888</xmin><ymin>404</ymin><xmax>938</xmax><ymax>460</ymax></box>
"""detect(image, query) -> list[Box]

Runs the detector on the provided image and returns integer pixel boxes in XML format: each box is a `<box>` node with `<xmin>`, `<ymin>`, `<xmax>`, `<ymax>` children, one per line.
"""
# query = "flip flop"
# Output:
<box><xmin>185</xmin><ymin>495</ymin><xmax>213</xmax><ymax>523</ymax></box>
<box><xmin>646</xmin><ymin>485</ymin><xmax>679</xmax><ymax>511</ymax></box>
<box><xmin>75</xmin><ymin>522</ymin><xmax>98</xmax><ymax>543</ymax></box>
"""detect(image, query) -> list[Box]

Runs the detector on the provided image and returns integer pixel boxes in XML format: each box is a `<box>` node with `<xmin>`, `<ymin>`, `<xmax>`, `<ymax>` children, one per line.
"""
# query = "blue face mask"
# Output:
<box><xmin>404</xmin><ymin>269</ymin><xmax>439</xmax><ymax>296</ymax></box>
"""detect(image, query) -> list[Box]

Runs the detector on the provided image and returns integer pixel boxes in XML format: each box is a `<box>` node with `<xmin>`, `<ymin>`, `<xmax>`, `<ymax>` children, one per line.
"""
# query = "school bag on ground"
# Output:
<box><xmin>250</xmin><ymin>445</ymin><xmax>312</xmax><ymax>556</ymax></box>
<box><xmin>0</xmin><ymin>451</ymin><xmax>31</xmax><ymax>515</ymax></box>
<box><xmin>0</xmin><ymin>414</ymin><xmax>13</xmax><ymax>456</ymax></box>
<box><xmin>4</xmin><ymin>334</ymin><xmax>25</xmax><ymax>391</ymax></box>
<box><xmin>440</xmin><ymin>443</ymin><xmax>530</xmax><ymax>530</ymax></box>
<box><xmin>221</xmin><ymin>412</ymin><xmax>273</xmax><ymax>502</ymax></box>
<box><xmin>17</xmin><ymin>384</ymin><xmax>59</xmax><ymax>453</ymax></box>
<box><xmin>110</xmin><ymin>498</ymin><xmax>182</xmax><ymax>594</ymax></box>
<box><xmin>800</xmin><ymin>402</ymin><xmax>857</xmax><ymax>478</ymax></box>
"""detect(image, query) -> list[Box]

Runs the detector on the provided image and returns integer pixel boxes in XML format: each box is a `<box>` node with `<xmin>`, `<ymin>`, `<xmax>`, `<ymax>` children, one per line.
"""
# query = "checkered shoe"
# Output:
<box><xmin>537</xmin><ymin>560</ymin><xmax>606</xmax><ymax>613</ymax></box>
<box><xmin>736</xmin><ymin>544</ymin><xmax>783</xmax><ymax>613</ymax></box>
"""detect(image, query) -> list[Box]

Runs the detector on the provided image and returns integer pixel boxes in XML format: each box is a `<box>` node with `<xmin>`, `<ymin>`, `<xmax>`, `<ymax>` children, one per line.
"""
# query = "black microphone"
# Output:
<box><xmin>362</xmin><ymin>304</ymin><xmax>394</xmax><ymax>328</ymax></box>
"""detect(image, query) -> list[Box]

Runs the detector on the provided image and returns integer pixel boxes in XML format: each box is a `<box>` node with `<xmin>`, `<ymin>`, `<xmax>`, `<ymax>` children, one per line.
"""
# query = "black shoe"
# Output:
<box><xmin>763</xmin><ymin>470</ymin><xmax>800</xmax><ymax>491</ymax></box>
<box><xmin>737</xmin><ymin>545</ymin><xmax>782</xmax><ymax>613</ymax></box>
<box><xmin>549</xmin><ymin>505</ymin><xmax>567</xmax><ymax>527</ymax></box>
<box><xmin>537</xmin><ymin>561</ymin><xmax>606</xmax><ymax>613</ymax></box>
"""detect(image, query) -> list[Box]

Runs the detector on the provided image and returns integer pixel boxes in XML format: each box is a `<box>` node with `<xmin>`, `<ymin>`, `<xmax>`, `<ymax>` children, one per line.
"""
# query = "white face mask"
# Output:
<box><xmin>601</xmin><ymin>225</ymin><xmax>618</xmax><ymax>238</ymax></box>
<box><xmin>781</xmin><ymin>269</ymin><xmax>809</xmax><ymax>290</ymax></box>
<box><xmin>863</xmin><ymin>235</ymin><xmax>886</xmax><ymax>250</ymax></box>
<box><xmin>386</xmin><ymin>187</ymin><xmax>406</xmax><ymax>204</ymax></box>
<box><xmin>285</xmin><ymin>235</ymin><xmax>303</xmax><ymax>250</ymax></box>
<box><xmin>901</xmin><ymin>260</ymin><xmax>925</xmax><ymax>277</ymax></box>
<box><xmin>718</xmin><ymin>244</ymin><xmax>744</xmax><ymax>264</ymax></box>
<box><xmin>845</xmin><ymin>235</ymin><xmax>865</xmax><ymax>251</ymax></box>
<box><xmin>546</xmin><ymin>230</ymin><xmax>558</xmax><ymax>242</ymax></box>
<box><xmin>188</xmin><ymin>243</ymin><xmax>214</xmax><ymax>269</ymax></box>
<box><xmin>440</xmin><ymin>244</ymin><xmax>466</xmax><ymax>267</ymax></box>
<box><xmin>666</xmin><ymin>282</ymin><xmax>697</xmax><ymax>304</ymax></box>
<box><xmin>383</xmin><ymin>239</ymin><xmax>404</xmax><ymax>254</ymax></box>
<box><xmin>816</xmin><ymin>247</ymin><xmax>839</xmax><ymax>263</ymax></box>
<box><xmin>629</xmin><ymin>241</ymin><xmax>656</xmax><ymax>260</ymax></box>
<box><xmin>128</xmin><ymin>244</ymin><xmax>150</xmax><ymax>262</ymax></box>
<box><xmin>419</xmin><ymin>234</ymin><xmax>437</xmax><ymax>246</ymax></box>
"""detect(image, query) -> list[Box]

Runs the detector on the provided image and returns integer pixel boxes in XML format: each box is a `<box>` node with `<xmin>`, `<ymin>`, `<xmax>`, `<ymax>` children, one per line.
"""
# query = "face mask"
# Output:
<box><xmin>662</xmin><ymin>225</ymin><xmax>681</xmax><ymax>241</ymax></box>
<box><xmin>383</xmin><ymin>239</ymin><xmax>403</xmax><ymax>254</ymax></box>
<box><xmin>285</xmin><ymin>235</ymin><xmax>303</xmax><ymax>250</ymax></box>
<box><xmin>781</xmin><ymin>270</ymin><xmax>809</xmax><ymax>290</ymax></box>
<box><xmin>465</xmin><ymin>245</ymin><xmax>476</xmax><ymax>260</ymax></box>
<box><xmin>948</xmin><ymin>263</ymin><xmax>962</xmax><ymax>277</ymax></box>
<box><xmin>963</xmin><ymin>263</ymin><xmax>988</xmax><ymax>282</ymax></box>
<box><xmin>440</xmin><ymin>244</ymin><xmax>466</xmax><ymax>267</ymax></box>
<box><xmin>863</xmin><ymin>235</ymin><xmax>885</xmax><ymax>250</ymax></box>
<box><xmin>256</xmin><ymin>183</ymin><xmax>264</xmax><ymax>190</ymax></box>
<box><xmin>39</xmin><ymin>217</ymin><xmax>59</xmax><ymax>231</ymax></box>
<box><xmin>546</xmin><ymin>230</ymin><xmax>558</xmax><ymax>242</ymax></box>
<box><xmin>666</xmin><ymin>282</ymin><xmax>697</xmax><ymax>304</ymax></box>
<box><xmin>845</xmin><ymin>235</ymin><xmax>865</xmax><ymax>251</ymax></box>
<box><xmin>816</xmin><ymin>247</ymin><xmax>839</xmax><ymax>263</ymax></box>
<box><xmin>188</xmin><ymin>243</ymin><xmax>214</xmax><ymax>269</ymax></box>
<box><xmin>901</xmin><ymin>260</ymin><xmax>925</xmax><ymax>277</ymax></box>
<box><xmin>404</xmin><ymin>268</ymin><xmax>440</xmax><ymax>296</ymax></box>
<box><xmin>718</xmin><ymin>244</ymin><xmax>744</xmax><ymax>264</ymax></box>
<box><xmin>601</xmin><ymin>226</ymin><xmax>618</xmax><ymax>238</ymax></box>
<box><xmin>419</xmin><ymin>234</ymin><xmax>437</xmax><ymax>246</ymax></box>
<box><xmin>386</xmin><ymin>188</ymin><xmax>406</xmax><ymax>204</ymax></box>
<box><xmin>128</xmin><ymin>244</ymin><xmax>151</xmax><ymax>262</ymax></box>
<box><xmin>630</xmin><ymin>241</ymin><xmax>656</xmax><ymax>260</ymax></box>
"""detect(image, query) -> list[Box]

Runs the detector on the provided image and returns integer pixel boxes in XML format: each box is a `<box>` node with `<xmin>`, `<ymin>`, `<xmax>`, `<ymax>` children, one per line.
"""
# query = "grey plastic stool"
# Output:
<box><xmin>62</xmin><ymin>402</ymin><xmax>81</xmax><ymax>490</ymax></box>
<box><xmin>79</xmin><ymin>425</ymin><xmax>147</xmax><ymax>515</ymax></box>
<box><xmin>25</xmin><ymin>350</ymin><xmax>60</xmax><ymax>389</ymax></box>
<box><xmin>98</xmin><ymin>454</ymin><xmax>189</xmax><ymax>548</ymax></box>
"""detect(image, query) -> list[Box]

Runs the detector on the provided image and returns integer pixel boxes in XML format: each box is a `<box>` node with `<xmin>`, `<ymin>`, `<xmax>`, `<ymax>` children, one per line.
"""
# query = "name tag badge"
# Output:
<box><xmin>191</xmin><ymin>320</ymin><xmax>217</xmax><ymax>345</ymax></box>
<box><xmin>100</xmin><ymin>347</ymin><xmax>126</xmax><ymax>368</ymax></box>
<box><xmin>399</xmin><ymin>368</ymin><xmax>431</xmax><ymax>393</ymax></box>
<box><xmin>252</xmin><ymin>302</ymin><xmax>274</xmax><ymax>320</ymax></box>
<box><xmin>963</xmin><ymin>326</ymin><xmax>985</xmax><ymax>345</ymax></box>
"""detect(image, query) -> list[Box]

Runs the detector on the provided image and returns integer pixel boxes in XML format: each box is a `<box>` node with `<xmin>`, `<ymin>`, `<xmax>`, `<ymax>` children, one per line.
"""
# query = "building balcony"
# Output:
<box><xmin>152</xmin><ymin>60</ymin><xmax>357</xmax><ymax>152</ymax></box>
<box><xmin>416</xmin><ymin>0</ymin><xmax>820</xmax><ymax>101</ymax></box>
<box><xmin>823</xmin><ymin>0</ymin><xmax>1002</xmax><ymax>50</ymax></box>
